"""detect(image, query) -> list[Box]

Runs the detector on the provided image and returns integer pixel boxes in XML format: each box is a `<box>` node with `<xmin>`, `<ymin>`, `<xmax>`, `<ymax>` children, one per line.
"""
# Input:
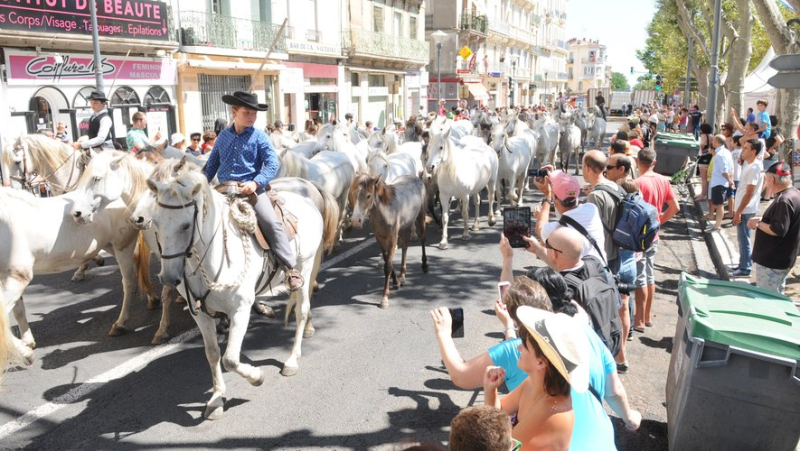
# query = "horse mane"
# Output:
<box><xmin>279</xmin><ymin>149</ymin><xmax>309</xmax><ymax>179</ymax></box>
<box><xmin>376</xmin><ymin>177</ymin><xmax>395</xmax><ymax>205</ymax></box>
<box><xmin>150</xmin><ymin>156</ymin><xmax>200</xmax><ymax>183</ymax></box>
<box><xmin>21</xmin><ymin>135</ymin><xmax>74</xmax><ymax>175</ymax></box>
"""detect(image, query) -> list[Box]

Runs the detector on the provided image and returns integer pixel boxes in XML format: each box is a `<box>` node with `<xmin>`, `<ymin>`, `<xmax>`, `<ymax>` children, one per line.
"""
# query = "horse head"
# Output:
<box><xmin>425</xmin><ymin>127</ymin><xmax>452</xmax><ymax>176</ymax></box>
<box><xmin>349</xmin><ymin>173</ymin><xmax>385</xmax><ymax>229</ymax></box>
<box><xmin>130</xmin><ymin>158</ymin><xmax>196</xmax><ymax>230</ymax></box>
<box><xmin>71</xmin><ymin>151</ymin><xmax>150</xmax><ymax>224</ymax></box>
<box><xmin>147</xmin><ymin>170</ymin><xmax>210</xmax><ymax>287</ymax></box>
<box><xmin>367</xmin><ymin>149</ymin><xmax>390</xmax><ymax>180</ymax></box>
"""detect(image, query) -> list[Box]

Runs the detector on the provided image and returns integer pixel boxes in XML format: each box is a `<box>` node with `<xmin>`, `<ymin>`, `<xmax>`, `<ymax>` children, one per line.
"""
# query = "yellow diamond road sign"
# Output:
<box><xmin>459</xmin><ymin>46</ymin><xmax>473</xmax><ymax>60</ymax></box>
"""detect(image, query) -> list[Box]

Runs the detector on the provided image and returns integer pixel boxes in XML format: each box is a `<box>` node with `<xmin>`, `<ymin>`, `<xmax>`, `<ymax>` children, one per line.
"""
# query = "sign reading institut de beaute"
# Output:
<box><xmin>0</xmin><ymin>0</ymin><xmax>169</xmax><ymax>41</ymax></box>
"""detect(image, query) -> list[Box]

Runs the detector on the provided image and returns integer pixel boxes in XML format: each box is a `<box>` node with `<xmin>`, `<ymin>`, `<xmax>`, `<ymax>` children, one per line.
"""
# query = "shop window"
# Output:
<box><xmin>199</xmin><ymin>74</ymin><xmax>251</xmax><ymax>131</ymax></box>
<box><xmin>144</xmin><ymin>86</ymin><xmax>171</xmax><ymax>106</ymax></box>
<box><xmin>29</xmin><ymin>97</ymin><xmax>53</xmax><ymax>132</ymax></box>
<box><xmin>368</xmin><ymin>74</ymin><xmax>385</xmax><ymax>87</ymax></box>
<box><xmin>351</xmin><ymin>73</ymin><xmax>360</xmax><ymax>86</ymax></box>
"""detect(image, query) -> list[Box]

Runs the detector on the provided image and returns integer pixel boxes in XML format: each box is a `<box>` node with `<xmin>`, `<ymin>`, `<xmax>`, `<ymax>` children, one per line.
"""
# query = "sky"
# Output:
<box><xmin>565</xmin><ymin>0</ymin><xmax>657</xmax><ymax>88</ymax></box>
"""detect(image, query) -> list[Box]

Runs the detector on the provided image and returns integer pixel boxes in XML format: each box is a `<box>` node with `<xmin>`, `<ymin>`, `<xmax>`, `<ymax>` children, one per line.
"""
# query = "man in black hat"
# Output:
<box><xmin>72</xmin><ymin>90</ymin><xmax>115</xmax><ymax>152</ymax></box>
<box><xmin>203</xmin><ymin>91</ymin><xmax>304</xmax><ymax>291</ymax></box>
<box><xmin>748</xmin><ymin>161</ymin><xmax>800</xmax><ymax>295</ymax></box>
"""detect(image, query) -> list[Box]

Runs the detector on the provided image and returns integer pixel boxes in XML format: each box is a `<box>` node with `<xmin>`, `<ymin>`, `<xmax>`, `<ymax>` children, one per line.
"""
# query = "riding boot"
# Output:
<box><xmin>252</xmin><ymin>190</ymin><xmax>305</xmax><ymax>292</ymax></box>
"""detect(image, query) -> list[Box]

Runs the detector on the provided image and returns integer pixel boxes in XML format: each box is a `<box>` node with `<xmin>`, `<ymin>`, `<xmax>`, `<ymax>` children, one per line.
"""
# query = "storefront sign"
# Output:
<box><xmin>286</xmin><ymin>40</ymin><xmax>341</xmax><ymax>57</ymax></box>
<box><xmin>0</xmin><ymin>0</ymin><xmax>169</xmax><ymax>41</ymax></box>
<box><xmin>5</xmin><ymin>51</ymin><xmax>175</xmax><ymax>85</ymax></box>
<box><xmin>368</xmin><ymin>86</ymin><xmax>388</xmax><ymax>96</ymax></box>
<box><xmin>279</xmin><ymin>67</ymin><xmax>304</xmax><ymax>94</ymax></box>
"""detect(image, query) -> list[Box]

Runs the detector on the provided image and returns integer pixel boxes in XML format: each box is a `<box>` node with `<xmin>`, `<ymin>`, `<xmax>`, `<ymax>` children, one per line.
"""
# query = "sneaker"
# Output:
<box><xmin>616</xmin><ymin>362</ymin><xmax>630</xmax><ymax>374</ymax></box>
<box><xmin>731</xmin><ymin>268</ymin><xmax>751</xmax><ymax>277</ymax></box>
<box><xmin>284</xmin><ymin>269</ymin><xmax>305</xmax><ymax>292</ymax></box>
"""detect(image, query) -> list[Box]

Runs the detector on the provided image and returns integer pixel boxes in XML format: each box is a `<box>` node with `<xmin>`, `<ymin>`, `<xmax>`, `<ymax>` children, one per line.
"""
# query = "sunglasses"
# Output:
<box><xmin>545</xmin><ymin>238</ymin><xmax>563</xmax><ymax>254</ymax></box>
<box><xmin>192</xmin><ymin>138</ymin><xmax>201</xmax><ymax>142</ymax></box>
<box><xmin>605</xmin><ymin>164</ymin><xmax>621</xmax><ymax>170</ymax></box>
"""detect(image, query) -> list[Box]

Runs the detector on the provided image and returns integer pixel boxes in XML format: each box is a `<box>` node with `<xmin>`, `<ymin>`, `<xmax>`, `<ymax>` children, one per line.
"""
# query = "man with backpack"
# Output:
<box><xmin>634</xmin><ymin>149</ymin><xmax>680</xmax><ymax>332</ymax></box>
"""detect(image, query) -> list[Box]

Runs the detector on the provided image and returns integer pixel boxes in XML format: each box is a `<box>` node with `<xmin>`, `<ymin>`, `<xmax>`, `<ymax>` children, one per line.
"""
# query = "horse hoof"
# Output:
<box><xmin>437</xmin><ymin>242</ymin><xmax>448</xmax><ymax>250</ymax></box>
<box><xmin>174</xmin><ymin>296</ymin><xmax>186</xmax><ymax>305</ymax></box>
<box><xmin>71</xmin><ymin>273</ymin><xmax>86</xmax><ymax>282</ymax></box>
<box><xmin>204</xmin><ymin>404</ymin><xmax>224</xmax><ymax>420</ymax></box>
<box><xmin>380</xmin><ymin>299</ymin><xmax>389</xmax><ymax>309</ymax></box>
<box><xmin>470</xmin><ymin>225</ymin><xmax>480</xmax><ymax>232</ymax></box>
<box><xmin>147</xmin><ymin>297</ymin><xmax>161</xmax><ymax>311</ymax></box>
<box><xmin>108</xmin><ymin>324</ymin><xmax>129</xmax><ymax>337</ymax></box>
<box><xmin>249</xmin><ymin>370</ymin><xmax>266</xmax><ymax>387</ymax></box>
<box><xmin>95</xmin><ymin>257</ymin><xmax>106</xmax><ymax>267</ymax></box>
<box><xmin>252</xmin><ymin>302</ymin><xmax>276</xmax><ymax>318</ymax></box>
<box><xmin>462</xmin><ymin>234</ymin><xmax>472</xmax><ymax>240</ymax></box>
<box><xmin>303</xmin><ymin>328</ymin><xmax>316</xmax><ymax>338</ymax></box>
<box><xmin>281</xmin><ymin>365</ymin><xmax>299</xmax><ymax>377</ymax></box>
<box><xmin>23</xmin><ymin>339</ymin><xmax>37</xmax><ymax>350</ymax></box>
<box><xmin>488</xmin><ymin>218</ymin><xmax>497</xmax><ymax>227</ymax></box>
<box><xmin>151</xmin><ymin>333</ymin><xmax>168</xmax><ymax>345</ymax></box>
<box><xmin>20</xmin><ymin>348</ymin><xmax>36</xmax><ymax>366</ymax></box>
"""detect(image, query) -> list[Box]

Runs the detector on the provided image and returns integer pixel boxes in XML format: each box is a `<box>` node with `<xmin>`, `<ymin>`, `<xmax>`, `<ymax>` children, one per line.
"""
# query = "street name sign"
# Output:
<box><xmin>769</xmin><ymin>54</ymin><xmax>800</xmax><ymax>71</ymax></box>
<box><xmin>767</xmin><ymin>72</ymin><xmax>800</xmax><ymax>89</ymax></box>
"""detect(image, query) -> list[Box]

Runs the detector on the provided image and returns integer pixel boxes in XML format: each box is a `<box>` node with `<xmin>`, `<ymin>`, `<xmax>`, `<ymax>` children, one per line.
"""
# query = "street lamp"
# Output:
<box><xmin>431</xmin><ymin>30</ymin><xmax>448</xmax><ymax>108</ymax></box>
<box><xmin>544</xmin><ymin>71</ymin><xmax>548</xmax><ymax>108</ymax></box>
<box><xmin>509</xmin><ymin>54</ymin><xmax>519</xmax><ymax>108</ymax></box>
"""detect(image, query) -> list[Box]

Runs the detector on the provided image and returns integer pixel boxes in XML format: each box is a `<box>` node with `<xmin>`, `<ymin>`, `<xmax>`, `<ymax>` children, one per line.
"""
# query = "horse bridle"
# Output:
<box><xmin>155</xmin><ymin>199</ymin><xmax>199</xmax><ymax>260</ymax></box>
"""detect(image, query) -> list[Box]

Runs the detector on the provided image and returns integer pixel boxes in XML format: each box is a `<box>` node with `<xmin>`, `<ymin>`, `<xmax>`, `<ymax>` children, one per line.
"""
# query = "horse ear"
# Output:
<box><xmin>147</xmin><ymin>178</ymin><xmax>165</xmax><ymax>194</ymax></box>
<box><xmin>110</xmin><ymin>153</ymin><xmax>126</xmax><ymax>169</ymax></box>
<box><xmin>191</xmin><ymin>182</ymin><xmax>203</xmax><ymax>196</ymax></box>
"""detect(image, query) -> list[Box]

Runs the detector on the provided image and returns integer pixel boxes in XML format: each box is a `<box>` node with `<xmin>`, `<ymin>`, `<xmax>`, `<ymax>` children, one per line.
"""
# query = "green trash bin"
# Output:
<box><xmin>653</xmin><ymin>137</ymin><xmax>699</xmax><ymax>176</ymax></box>
<box><xmin>666</xmin><ymin>274</ymin><xmax>800</xmax><ymax>451</ymax></box>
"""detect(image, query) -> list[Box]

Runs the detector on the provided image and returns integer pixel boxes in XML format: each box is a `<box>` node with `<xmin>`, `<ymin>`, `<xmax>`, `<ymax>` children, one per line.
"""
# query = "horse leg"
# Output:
<box><xmin>302</xmin><ymin>245</ymin><xmax>324</xmax><ymax>339</ymax></box>
<box><xmin>397</xmin><ymin>231</ymin><xmax>409</xmax><ymax>286</ymax></box>
<box><xmin>515</xmin><ymin>173</ymin><xmax>526</xmax><ymax>207</ymax></box>
<box><xmin>574</xmin><ymin>148</ymin><xmax>581</xmax><ymax>176</ymax></box>
<box><xmin>222</xmin><ymin>306</ymin><xmax>264</xmax><ymax>386</ymax></box>
<box><xmin>151</xmin><ymin>285</ymin><xmax>175</xmax><ymax>344</ymax></box>
<box><xmin>283</xmin><ymin>285</ymin><xmax>314</xmax><ymax>375</ymax></box>
<box><xmin>488</xmin><ymin>178</ymin><xmax>497</xmax><ymax>227</ymax></box>
<box><xmin>71</xmin><ymin>262</ymin><xmax>91</xmax><ymax>282</ymax></box>
<box><xmin>3</xmin><ymin>274</ymin><xmax>35</xmax><ymax>349</ymax></box>
<box><xmin>438</xmin><ymin>193</ymin><xmax>450</xmax><ymax>250</ymax></box>
<box><xmin>470</xmin><ymin>193</ymin><xmax>481</xmax><ymax>232</ymax></box>
<box><xmin>381</xmin><ymin>236</ymin><xmax>398</xmax><ymax>308</ymax></box>
<box><xmin>193</xmin><ymin>312</ymin><xmax>227</xmax><ymax>420</ymax></box>
<box><xmin>108</xmin><ymin>243</ymin><xmax>136</xmax><ymax>337</ymax></box>
<box><xmin>461</xmin><ymin>195</ymin><xmax>473</xmax><ymax>239</ymax></box>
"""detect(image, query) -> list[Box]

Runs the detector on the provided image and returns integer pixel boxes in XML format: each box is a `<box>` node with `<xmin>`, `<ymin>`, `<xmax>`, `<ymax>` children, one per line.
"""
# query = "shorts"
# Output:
<box><xmin>635</xmin><ymin>241</ymin><xmax>658</xmax><ymax>288</ymax></box>
<box><xmin>711</xmin><ymin>185</ymin><xmax>728</xmax><ymax>206</ymax></box>
<box><xmin>727</xmin><ymin>180</ymin><xmax>738</xmax><ymax>198</ymax></box>
<box><xmin>697</xmin><ymin>153</ymin><xmax>713</xmax><ymax>166</ymax></box>
<box><xmin>679</xmin><ymin>124</ymin><xmax>687</xmax><ymax>132</ymax></box>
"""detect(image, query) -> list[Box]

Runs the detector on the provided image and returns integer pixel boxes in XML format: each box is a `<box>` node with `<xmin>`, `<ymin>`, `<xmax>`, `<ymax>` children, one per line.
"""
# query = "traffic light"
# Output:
<box><xmin>655</xmin><ymin>74</ymin><xmax>663</xmax><ymax>91</ymax></box>
<box><xmin>631</xmin><ymin>66</ymin><xmax>634</xmax><ymax>75</ymax></box>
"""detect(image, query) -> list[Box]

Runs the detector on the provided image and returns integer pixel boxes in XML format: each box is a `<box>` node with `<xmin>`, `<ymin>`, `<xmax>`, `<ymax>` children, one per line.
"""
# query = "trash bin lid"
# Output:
<box><xmin>679</xmin><ymin>273</ymin><xmax>800</xmax><ymax>361</ymax></box>
<box><xmin>656</xmin><ymin>132</ymin><xmax>696</xmax><ymax>142</ymax></box>
<box><xmin>655</xmin><ymin>139</ymin><xmax>699</xmax><ymax>150</ymax></box>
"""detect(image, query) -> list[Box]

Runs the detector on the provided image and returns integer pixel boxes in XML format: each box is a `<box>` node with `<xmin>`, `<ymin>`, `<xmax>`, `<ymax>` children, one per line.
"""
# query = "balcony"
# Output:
<box><xmin>485</xmin><ymin>62</ymin><xmax>508</xmax><ymax>74</ymax></box>
<box><xmin>460</xmin><ymin>13</ymin><xmax>488</xmax><ymax>34</ymax></box>
<box><xmin>180</xmin><ymin>11</ymin><xmax>286</xmax><ymax>53</ymax></box>
<box><xmin>342</xmin><ymin>28</ymin><xmax>428</xmax><ymax>63</ymax></box>
<box><xmin>488</xmin><ymin>19</ymin><xmax>511</xmax><ymax>36</ymax></box>
<box><xmin>581</xmin><ymin>57</ymin><xmax>602</xmax><ymax>64</ymax></box>
<box><xmin>510</xmin><ymin>24</ymin><xmax>532</xmax><ymax>43</ymax></box>
<box><xmin>511</xmin><ymin>66</ymin><xmax>531</xmax><ymax>80</ymax></box>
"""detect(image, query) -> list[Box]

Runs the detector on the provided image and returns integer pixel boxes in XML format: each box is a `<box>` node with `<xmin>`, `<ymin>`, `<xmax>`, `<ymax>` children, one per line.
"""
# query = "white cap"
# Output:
<box><xmin>170</xmin><ymin>133</ymin><xmax>185</xmax><ymax>146</ymax></box>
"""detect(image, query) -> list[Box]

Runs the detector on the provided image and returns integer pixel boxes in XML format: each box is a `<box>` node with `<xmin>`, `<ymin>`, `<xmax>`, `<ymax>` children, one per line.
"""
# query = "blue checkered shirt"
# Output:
<box><xmin>203</xmin><ymin>125</ymin><xmax>279</xmax><ymax>189</ymax></box>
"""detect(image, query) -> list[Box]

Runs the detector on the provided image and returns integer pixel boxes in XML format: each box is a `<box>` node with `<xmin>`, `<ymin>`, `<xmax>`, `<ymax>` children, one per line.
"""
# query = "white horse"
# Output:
<box><xmin>425</xmin><ymin>127</ymin><xmax>497</xmax><ymax>249</ymax></box>
<box><xmin>367</xmin><ymin>150</ymin><xmax>419</xmax><ymax>184</ymax></box>
<box><xmin>315</xmin><ymin>123</ymin><xmax>368</xmax><ymax>174</ymax></box>
<box><xmin>146</xmin><ymin>167</ymin><xmax>327</xmax><ymax>419</ymax></box>
<box><xmin>574</xmin><ymin>110</ymin><xmax>589</xmax><ymax>151</ymax></box>
<box><xmin>278</xmin><ymin>148</ymin><xmax>354</xmax><ymax>244</ymax></box>
<box><xmin>9</xmin><ymin>135</ymin><xmax>94</xmax><ymax>195</ymax></box>
<box><xmin>558</xmin><ymin>114</ymin><xmax>583</xmax><ymax>175</ymax></box>
<box><xmin>0</xmin><ymin>179</ymin><xmax>148</xmax><ymax>364</ymax></box>
<box><xmin>587</xmin><ymin>106</ymin><xmax>608</xmax><ymax>149</ymax></box>
<box><xmin>367</xmin><ymin>128</ymin><xmax>424</xmax><ymax>177</ymax></box>
<box><xmin>491</xmin><ymin>125</ymin><xmax>533</xmax><ymax>207</ymax></box>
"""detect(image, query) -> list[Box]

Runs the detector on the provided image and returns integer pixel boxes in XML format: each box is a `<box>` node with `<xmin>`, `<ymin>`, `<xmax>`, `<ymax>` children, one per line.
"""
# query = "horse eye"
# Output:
<box><xmin>93</xmin><ymin>176</ymin><xmax>102</xmax><ymax>183</ymax></box>
<box><xmin>181</xmin><ymin>223</ymin><xmax>190</xmax><ymax>231</ymax></box>
<box><xmin>366</xmin><ymin>194</ymin><xmax>371</xmax><ymax>199</ymax></box>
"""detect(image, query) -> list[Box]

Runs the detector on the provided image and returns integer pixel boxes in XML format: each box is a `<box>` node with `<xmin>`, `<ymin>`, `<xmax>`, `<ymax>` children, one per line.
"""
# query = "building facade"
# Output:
<box><xmin>566</xmin><ymin>38</ymin><xmax>609</xmax><ymax>98</ymax></box>
<box><xmin>0</xmin><ymin>0</ymin><xmax>180</xmax><ymax>145</ymax></box>
<box><xmin>536</xmin><ymin>0</ymin><xmax>569</xmax><ymax>106</ymax></box>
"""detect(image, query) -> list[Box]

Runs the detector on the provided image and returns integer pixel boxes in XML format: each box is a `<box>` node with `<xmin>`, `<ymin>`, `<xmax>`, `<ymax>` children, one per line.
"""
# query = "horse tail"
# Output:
<box><xmin>316</xmin><ymin>184</ymin><xmax>341</xmax><ymax>254</ymax></box>
<box><xmin>135</xmin><ymin>233</ymin><xmax>154</xmax><ymax>299</ymax></box>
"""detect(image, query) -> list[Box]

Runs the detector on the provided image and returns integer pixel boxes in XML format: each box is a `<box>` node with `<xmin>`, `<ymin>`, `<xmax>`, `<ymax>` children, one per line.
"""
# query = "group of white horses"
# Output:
<box><xmin>0</xmin><ymin>103</ymin><xmax>606</xmax><ymax>420</ymax></box>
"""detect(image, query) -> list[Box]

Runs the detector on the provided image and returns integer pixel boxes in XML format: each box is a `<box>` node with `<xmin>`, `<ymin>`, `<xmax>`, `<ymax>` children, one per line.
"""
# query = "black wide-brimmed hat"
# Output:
<box><xmin>87</xmin><ymin>90</ymin><xmax>108</xmax><ymax>102</ymax></box>
<box><xmin>221</xmin><ymin>91</ymin><xmax>269</xmax><ymax>111</ymax></box>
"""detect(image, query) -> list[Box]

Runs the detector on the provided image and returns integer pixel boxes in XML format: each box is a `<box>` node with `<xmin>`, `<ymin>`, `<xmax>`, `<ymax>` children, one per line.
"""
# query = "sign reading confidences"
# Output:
<box><xmin>0</xmin><ymin>0</ymin><xmax>170</xmax><ymax>41</ymax></box>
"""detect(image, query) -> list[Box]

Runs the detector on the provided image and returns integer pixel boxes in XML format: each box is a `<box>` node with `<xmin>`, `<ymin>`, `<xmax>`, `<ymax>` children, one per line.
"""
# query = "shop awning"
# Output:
<box><xmin>465</xmin><ymin>82</ymin><xmax>490</xmax><ymax>100</ymax></box>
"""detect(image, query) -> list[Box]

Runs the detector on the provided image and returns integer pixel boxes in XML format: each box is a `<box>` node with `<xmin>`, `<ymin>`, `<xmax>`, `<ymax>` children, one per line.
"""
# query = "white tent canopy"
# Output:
<box><xmin>740</xmin><ymin>47</ymin><xmax>778</xmax><ymax>114</ymax></box>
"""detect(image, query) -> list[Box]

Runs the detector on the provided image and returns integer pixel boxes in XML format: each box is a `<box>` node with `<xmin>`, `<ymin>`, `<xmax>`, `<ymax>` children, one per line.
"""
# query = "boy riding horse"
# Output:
<box><xmin>203</xmin><ymin>91</ymin><xmax>304</xmax><ymax>291</ymax></box>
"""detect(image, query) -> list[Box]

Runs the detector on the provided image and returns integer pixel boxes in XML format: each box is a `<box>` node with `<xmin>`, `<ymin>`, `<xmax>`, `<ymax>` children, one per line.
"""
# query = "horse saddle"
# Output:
<box><xmin>214</xmin><ymin>182</ymin><xmax>298</xmax><ymax>252</ymax></box>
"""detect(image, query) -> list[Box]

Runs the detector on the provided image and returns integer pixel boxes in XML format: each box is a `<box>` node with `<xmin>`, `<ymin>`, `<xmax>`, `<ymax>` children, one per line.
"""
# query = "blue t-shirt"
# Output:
<box><xmin>488</xmin><ymin>327</ymin><xmax>617</xmax><ymax>451</ymax></box>
<box><xmin>570</xmin><ymin>326</ymin><xmax>617</xmax><ymax>451</ymax></box>
<box><xmin>757</xmin><ymin>111</ymin><xmax>771</xmax><ymax>139</ymax></box>
<box><xmin>746</xmin><ymin>113</ymin><xmax>756</xmax><ymax>124</ymax></box>
<box><xmin>489</xmin><ymin>338</ymin><xmax>526</xmax><ymax>392</ymax></box>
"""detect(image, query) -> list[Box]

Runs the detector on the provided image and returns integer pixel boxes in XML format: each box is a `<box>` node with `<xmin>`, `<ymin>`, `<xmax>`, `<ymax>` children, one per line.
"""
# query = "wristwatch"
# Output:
<box><xmin>541</xmin><ymin>198</ymin><xmax>552</xmax><ymax>206</ymax></box>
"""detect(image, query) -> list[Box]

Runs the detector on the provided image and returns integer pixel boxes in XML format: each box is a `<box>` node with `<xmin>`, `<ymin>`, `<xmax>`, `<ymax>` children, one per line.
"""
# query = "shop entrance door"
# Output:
<box><xmin>29</xmin><ymin>97</ymin><xmax>54</xmax><ymax>133</ymax></box>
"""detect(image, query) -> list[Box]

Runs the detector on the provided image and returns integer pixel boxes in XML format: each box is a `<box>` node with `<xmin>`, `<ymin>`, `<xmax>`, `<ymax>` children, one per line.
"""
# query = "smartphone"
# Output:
<box><xmin>503</xmin><ymin>207</ymin><xmax>532</xmax><ymax>248</ymax></box>
<box><xmin>498</xmin><ymin>281</ymin><xmax>511</xmax><ymax>300</ymax></box>
<box><xmin>449</xmin><ymin>307</ymin><xmax>464</xmax><ymax>338</ymax></box>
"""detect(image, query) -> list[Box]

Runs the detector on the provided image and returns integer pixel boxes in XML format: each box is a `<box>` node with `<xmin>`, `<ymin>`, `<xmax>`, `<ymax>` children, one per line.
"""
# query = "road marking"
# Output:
<box><xmin>0</xmin><ymin>237</ymin><xmax>376</xmax><ymax>439</ymax></box>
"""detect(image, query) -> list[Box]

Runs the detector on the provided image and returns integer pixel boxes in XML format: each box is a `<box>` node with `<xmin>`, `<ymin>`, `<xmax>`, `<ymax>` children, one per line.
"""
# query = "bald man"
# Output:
<box><xmin>520</xmin><ymin>225</ymin><xmax>585</xmax><ymax>273</ymax></box>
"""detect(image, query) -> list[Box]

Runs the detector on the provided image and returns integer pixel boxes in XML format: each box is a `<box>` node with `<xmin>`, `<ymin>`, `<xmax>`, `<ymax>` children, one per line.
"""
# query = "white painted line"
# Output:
<box><xmin>0</xmin><ymin>237</ymin><xmax>375</xmax><ymax>439</ymax></box>
<box><xmin>0</xmin><ymin>329</ymin><xmax>200</xmax><ymax>440</ymax></box>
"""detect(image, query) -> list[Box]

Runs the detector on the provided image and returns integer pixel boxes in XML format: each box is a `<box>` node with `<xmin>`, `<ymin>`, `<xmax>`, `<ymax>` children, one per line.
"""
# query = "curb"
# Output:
<box><xmin>686</xmin><ymin>180</ymin><xmax>728</xmax><ymax>280</ymax></box>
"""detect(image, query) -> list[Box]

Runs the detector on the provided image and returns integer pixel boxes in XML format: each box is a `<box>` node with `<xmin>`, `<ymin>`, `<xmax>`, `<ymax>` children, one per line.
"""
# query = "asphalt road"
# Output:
<box><xmin>0</xmin><ymin>120</ymin><xmax>699</xmax><ymax>450</ymax></box>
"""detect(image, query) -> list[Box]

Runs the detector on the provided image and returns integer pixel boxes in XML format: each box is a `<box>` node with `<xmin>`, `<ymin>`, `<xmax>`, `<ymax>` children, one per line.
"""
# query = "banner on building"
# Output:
<box><xmin>0</xmin><ymin>0</ymin><xmax>170</xmax><ymax>41</ymax></box>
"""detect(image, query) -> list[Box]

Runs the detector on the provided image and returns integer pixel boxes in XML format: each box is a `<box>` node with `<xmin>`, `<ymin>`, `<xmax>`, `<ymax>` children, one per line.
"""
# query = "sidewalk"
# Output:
<box><xmin>690</xmin><ymin>178</ymin><xmax>800</xmax><ymax>305</ymax></box>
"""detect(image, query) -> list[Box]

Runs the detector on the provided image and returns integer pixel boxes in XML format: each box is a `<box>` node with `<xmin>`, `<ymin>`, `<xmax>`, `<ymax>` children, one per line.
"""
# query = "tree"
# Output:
<box><xmin>610</xmin><ymin>72</ymin><xmax>630</xmax><ymax>90</ymax></box>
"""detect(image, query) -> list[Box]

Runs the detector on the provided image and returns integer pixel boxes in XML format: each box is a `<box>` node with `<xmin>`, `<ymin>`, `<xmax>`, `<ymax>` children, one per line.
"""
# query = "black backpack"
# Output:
<box><xmin>558</xmin><ymin>216</ymin><xmax>623</xmax><ymax>357</ymax></box>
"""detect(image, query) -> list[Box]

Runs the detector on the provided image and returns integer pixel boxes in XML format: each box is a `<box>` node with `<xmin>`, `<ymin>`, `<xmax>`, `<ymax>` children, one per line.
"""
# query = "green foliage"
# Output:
<box><xmin>611</xmin><ymin>72</ymin><xmax>631</xmax><ymax>90</ymax></box>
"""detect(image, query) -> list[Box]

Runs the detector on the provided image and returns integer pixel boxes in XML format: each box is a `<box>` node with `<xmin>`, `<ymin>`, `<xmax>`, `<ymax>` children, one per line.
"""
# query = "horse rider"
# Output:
<box><xmin>595</xmin><ymin>91</ymin><xmax>607</xmax><ymax>121</ymax></box>
<box><xmin>72</xmin><ymin>90</ymin><xmax>115</xmax><ymax>152</ymax></box>
<box><xmin>203</xmin><ymin>91</ymin><xmax>304</xmax><ymax>292</ymax></box>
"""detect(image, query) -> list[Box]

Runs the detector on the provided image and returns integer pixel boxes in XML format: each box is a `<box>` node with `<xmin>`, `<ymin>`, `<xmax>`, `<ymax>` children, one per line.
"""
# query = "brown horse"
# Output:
<box><xmin>349</xmin><ymin>174</ymin><xmax>429</xmax><ymax>308</ymax></box>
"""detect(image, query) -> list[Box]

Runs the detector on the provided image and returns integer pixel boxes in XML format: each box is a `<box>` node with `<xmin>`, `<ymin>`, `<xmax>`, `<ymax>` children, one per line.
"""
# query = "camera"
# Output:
<box><xmin>614</xmin><ymin>275</ymin><xmax>634</xmax><ymax>295</ymax></box>
<box><xmin>528</xmin><ymin>167</ymin><xmax>550</xmax><ymax>178</ymax></box>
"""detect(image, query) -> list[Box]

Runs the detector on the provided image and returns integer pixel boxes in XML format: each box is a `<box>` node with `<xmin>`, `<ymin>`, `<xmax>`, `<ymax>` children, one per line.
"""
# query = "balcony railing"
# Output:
<box><xmin>488</xmin><ymin>19</ymin><xmax>510</xmax><ymax>36</ymax></box>
<box><xmin>557</xmin><ymin>72</ymin><xmax>568</xmax><ymax>80</ymax></box>
<box><xmin>180</xmin><ymin>11</ymin><xmax>286</xmax><ymax>52</ymax></box>
<box><xmin>510</xmin><ymin>24</ymin><xmax>532</xmax><ymax>43</ymax></box>
<box><xmin>342</xmin><ymin>28</ymin><xmax>428</xmax><ymax>62</ymax></box>
<box><xmin>460</xmin><ymin>13</ymin><xmax>488</xmax><ymax>34</ymax></box>
<box><xmin>486</xmin><ymin>62</ymin><xmax>508</xmax><ymax>74</ymax></box>
<box><xmin>581</xmin><ymin>57</ymin><xmax>602</xmax><ymax>64</ymax></box>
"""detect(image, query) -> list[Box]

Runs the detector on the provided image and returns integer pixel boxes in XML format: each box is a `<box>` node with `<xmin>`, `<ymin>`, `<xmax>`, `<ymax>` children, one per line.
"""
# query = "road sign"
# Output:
<box><xmin>767</xmin><ymin>72</ymin><xmax>800</xmax><ymax>89</ymax></box>
<box><xmin>769</xmin><ymin>54</ymin><xmax>800</xmax><ymax>71</ymax></box>
<box><xmin>459</xmin><ymin>46</ymin><xmax>473</xmax><ymax>60</ymax></box>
